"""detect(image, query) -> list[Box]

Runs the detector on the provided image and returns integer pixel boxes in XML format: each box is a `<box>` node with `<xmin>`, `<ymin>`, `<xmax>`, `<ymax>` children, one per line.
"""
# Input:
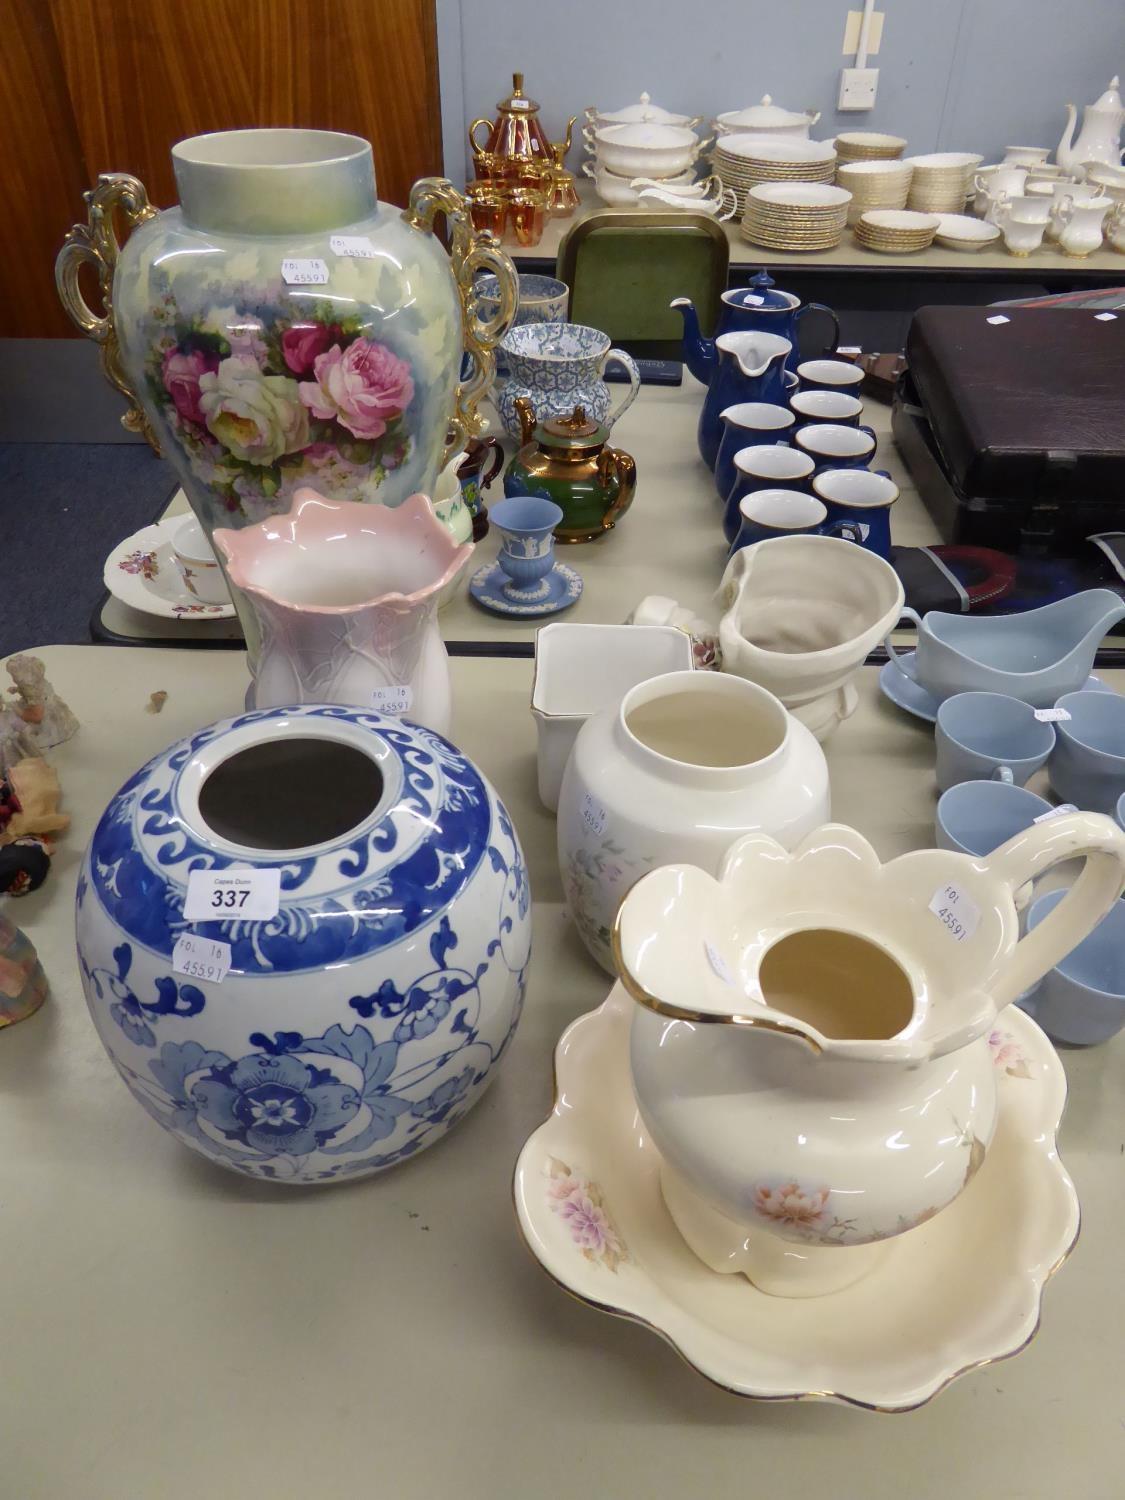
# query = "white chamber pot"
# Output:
<box><xmin>556</xmin><ymin>670</ymin><xmax>830</xmax><ymax>972</ymax></box>
<box><xmin>531</xmin><ymin>622</ymin><xmax>694</xmax><ymax>812</ymax></box>
<box><xmin>717</xmin><ymin>535</ymin><xmax>905</xmax><ymax>741</ymax></box>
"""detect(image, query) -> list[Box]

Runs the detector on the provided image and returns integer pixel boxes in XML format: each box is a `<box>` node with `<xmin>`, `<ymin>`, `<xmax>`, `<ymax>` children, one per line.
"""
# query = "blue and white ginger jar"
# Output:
<box><xmin>75</xmin><ymin>703</ymin><xmax>531</xmax><ymax>1184</ymax></box>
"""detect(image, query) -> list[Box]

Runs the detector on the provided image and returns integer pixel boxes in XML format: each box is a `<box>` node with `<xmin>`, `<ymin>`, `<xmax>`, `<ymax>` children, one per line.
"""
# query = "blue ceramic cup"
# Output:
<box><xmin>789</xmin><ymin>389</ymin><xmax>865</xmax><ymax>428</ymax></box>
<box><xmin>490</xmin><ymin>495</ymin><xmax>563</xmax><ymax>588</ymax></box>
<box><xmin>723</xmin><ymin>445</ymin><xmax>816</xmax><ymax>543</ymax></box>
<box><xmin>729</xmin><ymin>489</ymin><xmax>827</xmax><ymax>553</ymax></box>
<box><xmin>1020</xmin><ymin>889</ymin><xmax>1125</xmax><ymax>1045</ymax></box>
<box><xmin>935</xmin><ymin>692</ymin><xmax>1057</xmax><ymax>793</ymax></box>
<box><xmin>794</xmin><ymin>422</ymin><xmax>878</xmax><ymax>470</ymax></box>
<box><xmin>796</xmin><ymin>358</ymin><xmax>865</xmax><ymax>395</ymax></box>
<box><xmin>1048</xmin><ymin>690</ymin><xmax>1125</xmax><ymax>814</ymax></box>
<box><xmin>811</xmin><ymin>468</ymin><xmax>898</xmax><ymax>560</ymax></box>
<box><xmin>714</xmin><ymin>402</ymin><xmax>797</xmax><ymax>501</ymax></box>
<box><xmin>935</xmin><ymin>778</ymin><xmax>1053</xmax><ymax>857</ymax></box>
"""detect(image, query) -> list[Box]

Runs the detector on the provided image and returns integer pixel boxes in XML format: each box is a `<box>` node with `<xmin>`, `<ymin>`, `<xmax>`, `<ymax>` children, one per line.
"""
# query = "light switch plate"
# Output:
<box><xmin>843</xmin><ymin>9</ymin><xmax>884</xmax><ymax>54</ymax></box>
<box><xmin>838</xmin><ymin>67</ymin><xmax>879</xmax><ymax>111</ymax></box>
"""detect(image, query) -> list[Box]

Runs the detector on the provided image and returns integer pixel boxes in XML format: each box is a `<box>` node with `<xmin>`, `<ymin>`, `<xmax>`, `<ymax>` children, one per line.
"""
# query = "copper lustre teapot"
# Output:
<box><xmin>504</xmin><ymin>401</ymin><xmax>637</xmax><ymax>543</ymax></box>
<box><xmin>470</xmin><ymin>72</ymin><xmax>554</xmax><ymax>176</ymax></box>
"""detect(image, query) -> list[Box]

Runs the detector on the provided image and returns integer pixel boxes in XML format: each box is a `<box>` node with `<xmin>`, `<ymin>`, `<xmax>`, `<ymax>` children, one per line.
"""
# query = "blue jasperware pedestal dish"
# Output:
<box><xmin>76</xmin><ymin>703</ymin><xmax>531</xmax><ymax>1184</ymax></box>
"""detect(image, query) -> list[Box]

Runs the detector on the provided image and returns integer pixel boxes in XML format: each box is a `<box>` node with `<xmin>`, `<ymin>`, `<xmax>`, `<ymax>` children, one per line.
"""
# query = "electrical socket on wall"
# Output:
<box><xmin>839</xmin><ymin>67</ymin><xmax>879</xmax><ymax>111</ymax></box>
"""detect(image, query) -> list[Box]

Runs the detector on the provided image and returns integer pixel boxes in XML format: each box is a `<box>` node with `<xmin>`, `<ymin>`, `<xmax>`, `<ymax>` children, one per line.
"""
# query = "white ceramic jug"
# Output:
<box><xmin>619</xmin><ymin>814</ymin><xmax>1125</xmax><ymax>1295</ymax></box>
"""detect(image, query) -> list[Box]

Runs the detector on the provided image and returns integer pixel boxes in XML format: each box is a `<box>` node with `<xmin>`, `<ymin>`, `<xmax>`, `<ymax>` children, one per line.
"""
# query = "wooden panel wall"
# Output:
<box><xmin>2</xmin><ymin>0</ymin><xmax>443</xmax><ymax>338</ymax></box>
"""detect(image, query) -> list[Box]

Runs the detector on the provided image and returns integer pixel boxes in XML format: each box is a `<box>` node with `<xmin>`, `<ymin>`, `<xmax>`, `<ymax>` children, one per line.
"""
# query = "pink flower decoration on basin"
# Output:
<box><xmin>161</xmin><ymin>348</ymin><xmax>219</xmax><ymax>425</ymax></box>
<box><xmin>214</xmin><ymin>488</ymin><xmax>473</xmax><ymax>614</ymax></box>
<box><xmin>754</xmin><ymin>1181</ymin><xmax>831</xmax><ymax>1228</ymax></box>
<box><xmin>299</xmin><ymin>338</ymin><xmax>415</xmax><ymax>440</ymax></box>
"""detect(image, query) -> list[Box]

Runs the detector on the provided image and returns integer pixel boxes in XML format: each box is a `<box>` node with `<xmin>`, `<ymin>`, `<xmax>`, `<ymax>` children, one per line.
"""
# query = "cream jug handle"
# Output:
<box><xmin>883</xmin><ymin>607</ymin><xmax>923</xmax><ymax>679</ymax></box>
<box><xmin>982</xmin><ymin>811</ymin><xmax>1125</xmax><ymax>1011</ymax></box>
<box><xmin>601</xmin><ymin>349</ymin><xmax>641</xmax><ymax>426</ymax></box>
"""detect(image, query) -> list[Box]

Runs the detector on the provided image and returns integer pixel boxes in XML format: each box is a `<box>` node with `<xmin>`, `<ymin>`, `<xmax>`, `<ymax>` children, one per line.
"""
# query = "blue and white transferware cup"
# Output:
<box><xmin>474</xmin><ymin>273</ymin><xmax>569</xmax><ymax>376</ymax></box>
<box><xmin>1048</xmin><ymin>690</ymin><xmax>1125</xmax><ymax>815</ymax></box>
<box><xmin>729</xmin><ymin>489</ymin><xmax>828</xmax><ymax>552</ymax></box>
<box><xmin>490</xmin><ymin>494</ymin><xmax>563</xmax><ymax>590</ymax></box>
<box><xmin>935</xmin><ymin>692</ymin><xmax>1057</xmax><ymax>793</ymax></box>
<box><xmin>789</xmin><ymin>389</ymin><xmax>865</xmax><ymax>428</ymax></box>
<box><xmin>811</xmin><ymin>468</ymin><xmax>898</xmax><ymax>559</ymax></box>
<box><xmin>796</xmin><ymin>358</ymin><xmax>865</xmax><ymax>395</ymax></box>
<box><xmin>723</xmin><ymin>444</ymin><xmax>815</xmax><ymax>543</ymax></box>
<box><xmin>713</xmin><ymin>401</ymin><xmax>797</xmax><ymax>501</ymax></box>
<box><xmin>1021</xmin><ymin>889</ymin><xmax>1125</xmax><ymax>1046</ymax></box>
<box><xmin>794</xmin><ymin>421</ymin><xmax>878</xmax><ymax>471</ymax></box>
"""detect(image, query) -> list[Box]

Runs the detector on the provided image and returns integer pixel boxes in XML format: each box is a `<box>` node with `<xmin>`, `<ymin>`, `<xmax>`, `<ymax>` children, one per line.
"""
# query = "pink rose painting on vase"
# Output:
<box><xmin>299</xmin><ymin>338</ymin><xmax>416</xmax><ymax>441</ymax></box>
<box><xmin>146</xmin><ymin>301</ymin><xmax>417</xmax><ymax>523</ymax></box>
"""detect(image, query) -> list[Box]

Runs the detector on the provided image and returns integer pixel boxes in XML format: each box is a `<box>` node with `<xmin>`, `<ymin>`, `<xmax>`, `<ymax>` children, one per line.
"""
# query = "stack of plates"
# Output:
<box><xmin>742</xmin><ymin>182</ymin><xmax>852</xmax><ymax>250</ymax></box>
<box><xmin>905</xmin><ymin>152</ymin><xmax>984</xmax><ymax>213</ymax></box>
<box><xmin>713</xmin><ymin>134</ymin><xmax>837</xmax><ymax>215</ymax></box>
<box><xmin>836</xmin><ymin>159</ymin><xmax>914</xmax><ymax>224</ymax></box>
<box><xmin>854</xmin><ymin>209</ymin><xmax>940</xmax><ymax>253</ymax></box>
<box><xmin>835</xmin><ymin>131</ymin><xmax>907</xmax><ymax>165</ymax></box>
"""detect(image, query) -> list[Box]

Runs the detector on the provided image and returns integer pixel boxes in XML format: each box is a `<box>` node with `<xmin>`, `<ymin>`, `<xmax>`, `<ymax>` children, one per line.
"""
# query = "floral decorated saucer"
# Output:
<box><xmin>104</xmin><ymin>515</ymin><xmax>236</xmax><ymax>620</ymax></box>
<box><xmin>514</xmin><ymin>983</ymin><xmax>1078</xmax><ymax>1411</ymax></box>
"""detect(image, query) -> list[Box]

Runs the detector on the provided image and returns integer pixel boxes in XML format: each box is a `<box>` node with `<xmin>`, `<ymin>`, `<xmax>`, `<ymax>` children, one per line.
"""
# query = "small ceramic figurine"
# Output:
<box><xmin>0</xmin><ymin>704</ymin><xmax>39</xmax><ymax>775</ymax></box>
<box><xmin>0</xmin><ymin>913</ymin><xmax>48</xmax><ymax>1026</ymax></box>
<box><xmin>0</xmin><ymin>759</ymin><xmax>70</xmax><ymax>846</ymax></box>
<box><xmin>6</xmin><ymin>655</ymin><xmax>79</xmax><ymax>749</ymax></box>
<box><xmin>0</xmin><ymin>837</ymin><xmax>52</xmax><ymax>896</ymax></box>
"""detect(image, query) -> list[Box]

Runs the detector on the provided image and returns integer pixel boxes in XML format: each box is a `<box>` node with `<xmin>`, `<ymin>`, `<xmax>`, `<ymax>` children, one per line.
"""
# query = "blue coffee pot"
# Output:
<box><xmin>697</xmin><ymin>331</ymin><xmax>792</xmax><ymax>468</ymax></box>
<box><xmin>673</xmin><ymin>270</ymin><xmax>839</xmax><ymax>385</ymax></box>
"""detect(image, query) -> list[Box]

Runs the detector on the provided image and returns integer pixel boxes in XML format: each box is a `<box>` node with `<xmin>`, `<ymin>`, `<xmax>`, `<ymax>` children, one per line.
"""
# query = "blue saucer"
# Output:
<box><xmin>879</xmin><ymin>652</ymin><xmax>1111</xmax><ymax>724</ymax></box>
<box><xmin>469</xmin><ymin>560</ymin><xmax>583</xmax><ymax>617</ymax></box>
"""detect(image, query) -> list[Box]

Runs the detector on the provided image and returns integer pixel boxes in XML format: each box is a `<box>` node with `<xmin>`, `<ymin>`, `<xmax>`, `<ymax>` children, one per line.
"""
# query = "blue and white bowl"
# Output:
<box><xmin>76</xmin><ymin>703</ymin><xmax>531</xmax><ymax>1184</ymax></box>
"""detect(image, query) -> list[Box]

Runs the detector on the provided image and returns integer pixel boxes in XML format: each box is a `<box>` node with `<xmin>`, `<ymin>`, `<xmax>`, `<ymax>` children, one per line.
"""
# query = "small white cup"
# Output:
<box><xmin>170</xmin><ymin>515</ymin><xmax>229</xmax><ymax>604</ymax></box>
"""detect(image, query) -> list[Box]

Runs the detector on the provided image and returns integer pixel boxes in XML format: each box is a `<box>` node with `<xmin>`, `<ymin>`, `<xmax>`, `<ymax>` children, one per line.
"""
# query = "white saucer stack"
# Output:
<box><xmin>713</xmin><ymin>134</ymin><xmax>837</xmax><ymax>217</ymax></box>
<box><xmin>905</xmin><ymin>153</ymin><xmax>984</xmax><ymax>213</ymax></box>
<box><xmin>836</xmin><ymin>160</ymin><xmax>914</xmax><ymax>224</ymax></box>
<box><xmin>741</xmin><ymin>182</ymin><xmax>852</xmax><ymax>251</ymax></box>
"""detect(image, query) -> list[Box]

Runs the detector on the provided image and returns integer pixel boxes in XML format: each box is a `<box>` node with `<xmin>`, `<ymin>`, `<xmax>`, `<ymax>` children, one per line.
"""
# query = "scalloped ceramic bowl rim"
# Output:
<box><xmin>513</xmin><ymin>983</ymin><xmax>1079</xmax><ymax>1410</ymax></box>
<box><xmin>501</xmin><ymin>321</ymin><xmax>610</xmax><ymax>362</ymax></box>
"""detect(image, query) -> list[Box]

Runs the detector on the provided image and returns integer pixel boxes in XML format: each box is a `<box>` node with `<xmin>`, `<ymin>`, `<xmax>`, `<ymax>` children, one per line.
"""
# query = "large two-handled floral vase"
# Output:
<box><xmin>56</xmin><ymin>129</ymin><xmax>516</xmax><ymax>540</ymax></box>
<box><xmin>75</xmin><ymin>704</ymin><xmax>531</xmax><ymax>1184</ymax></box>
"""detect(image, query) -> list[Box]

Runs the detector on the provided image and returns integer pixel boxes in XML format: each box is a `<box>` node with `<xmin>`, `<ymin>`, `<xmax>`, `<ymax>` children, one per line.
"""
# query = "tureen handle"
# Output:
<box><xmin>981</xmin><ymin>810</ymin><xmax>1125</xmax><ymax>1011</ymax></box>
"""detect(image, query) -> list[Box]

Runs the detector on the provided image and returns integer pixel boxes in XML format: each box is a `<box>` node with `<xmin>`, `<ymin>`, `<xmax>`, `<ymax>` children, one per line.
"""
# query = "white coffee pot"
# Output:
<box><xmin>1056</xmin><ymin>77</ymin><xmax>1125</xmax><ymax>173</ymax></box>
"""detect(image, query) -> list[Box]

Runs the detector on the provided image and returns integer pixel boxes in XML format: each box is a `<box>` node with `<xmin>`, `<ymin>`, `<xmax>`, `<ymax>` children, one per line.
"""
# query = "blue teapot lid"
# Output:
<box><xmin>734</xmin><ymin>270</ymin><xmax>791</xmax><ymax>310</ymax></box>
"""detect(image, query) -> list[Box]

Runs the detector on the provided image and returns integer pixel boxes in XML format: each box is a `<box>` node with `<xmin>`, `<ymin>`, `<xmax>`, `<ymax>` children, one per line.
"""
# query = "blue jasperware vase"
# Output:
<box><xmin>75</xmin><ymin>703</ymin><xmax>531</xmax><ymax>1185</ymax></box>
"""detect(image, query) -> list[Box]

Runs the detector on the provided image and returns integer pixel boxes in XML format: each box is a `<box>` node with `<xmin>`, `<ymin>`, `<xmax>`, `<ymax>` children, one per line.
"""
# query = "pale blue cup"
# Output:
<box><xmin>935</xmin><ymin>692</ymin><xmax>1057</xmax><ymax>793</ymax></box>
<box><xmin>1048</xmin><ymin>690</ymin><xmax>1125</xmax><ymax>814</ymax></box>
<box><xmin>935</xmin><ymin>779</ymin><xmax>1052</xmax><ymax>856</ymax></box>
<box><xmin>490</xmin><ymin>495</ymin><xmax>563</xmax><ymax>588</ymax></box>
<box><xmin>1020</xmin><ymin>888</ymin><xmax>1125</xmax><ymax>1045</ymax></box>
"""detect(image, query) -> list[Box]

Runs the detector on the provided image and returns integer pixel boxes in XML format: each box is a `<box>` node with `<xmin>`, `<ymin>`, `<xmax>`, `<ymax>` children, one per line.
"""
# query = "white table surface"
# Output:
<box><xmin>2</xmin><ymin>643</ymin><xmax>1123</xmax><ymax>1499</ymax></box>
<box><xmin>99</xmin><ymin>379</ymin><xmax>939</xmax><ymax>647</ymax></box>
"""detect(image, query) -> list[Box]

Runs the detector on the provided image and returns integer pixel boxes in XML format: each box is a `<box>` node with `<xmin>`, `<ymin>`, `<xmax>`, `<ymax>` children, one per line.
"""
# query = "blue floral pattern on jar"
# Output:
<box><xmin>77</xmin><ymin>703</ymin><xmax>531</xmax><ymax>1184</ymax></box>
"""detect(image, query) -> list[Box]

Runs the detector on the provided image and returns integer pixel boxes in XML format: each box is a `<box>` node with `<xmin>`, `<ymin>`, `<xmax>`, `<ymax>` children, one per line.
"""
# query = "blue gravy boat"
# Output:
<box><xmin>885</xmin><ymin>590</ymin><xmax>1125</xmax><ymax>708</ymax></box>
<box><xmin>697</xmin><ymin>331</ymin><xmax>792</xmax><ymax>468</ymax></box>
<box><xmin>672</xmin><ymin>269</ymin><xmax>838</xmax><ymax>386</ymax></box>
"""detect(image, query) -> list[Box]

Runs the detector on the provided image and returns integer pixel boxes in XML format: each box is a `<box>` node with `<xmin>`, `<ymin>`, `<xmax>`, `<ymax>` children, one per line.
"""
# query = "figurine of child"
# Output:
<box><xmin>6</xmin><ymin>654</ymin><xmax>79</xmax><ymax>749</ymax></box>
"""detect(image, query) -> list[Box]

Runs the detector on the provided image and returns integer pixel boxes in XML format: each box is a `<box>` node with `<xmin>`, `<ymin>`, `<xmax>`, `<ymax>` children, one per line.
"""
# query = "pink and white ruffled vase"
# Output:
<box><xmin>215</xmin><ymin>489</ymin><xmax>472</xmax><ymax>734</ymax></box>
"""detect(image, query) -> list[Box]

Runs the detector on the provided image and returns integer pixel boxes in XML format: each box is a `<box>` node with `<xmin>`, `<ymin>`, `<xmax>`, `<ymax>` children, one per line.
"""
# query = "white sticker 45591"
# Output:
<box><xmin>928</xmin><ymin>882</ymin><xmax>981</xmax><ymax>943</ymax></box>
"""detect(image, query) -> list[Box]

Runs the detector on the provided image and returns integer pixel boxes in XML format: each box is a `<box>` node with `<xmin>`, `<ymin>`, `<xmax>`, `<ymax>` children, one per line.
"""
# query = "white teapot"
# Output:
<box><xmin>1057</xmin><ymin>76</ymin><xmax>1125</xmax><ymax>173</ymax></box>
